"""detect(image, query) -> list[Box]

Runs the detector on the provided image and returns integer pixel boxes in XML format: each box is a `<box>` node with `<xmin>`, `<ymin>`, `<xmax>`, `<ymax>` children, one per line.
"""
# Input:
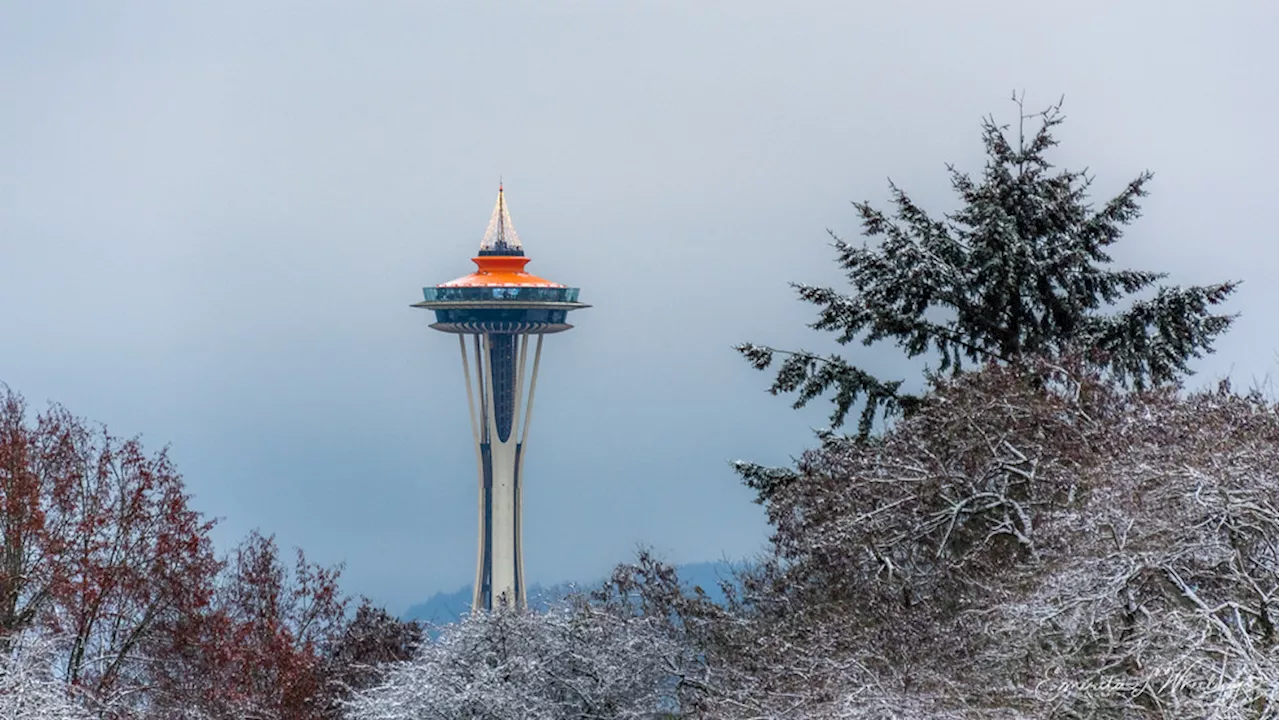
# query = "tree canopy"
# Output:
<box><xmin>737</xmin><ymin>97</ymin><xmax>1238</xmax><ymax>439</ymax></box>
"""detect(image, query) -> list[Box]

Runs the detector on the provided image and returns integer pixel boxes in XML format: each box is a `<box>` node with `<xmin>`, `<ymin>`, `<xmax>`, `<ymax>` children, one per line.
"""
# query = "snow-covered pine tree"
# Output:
<box><xmin>737</xmin><ymin>96</ymin><xmax>1237</xmax><ymax>451</ymax></box>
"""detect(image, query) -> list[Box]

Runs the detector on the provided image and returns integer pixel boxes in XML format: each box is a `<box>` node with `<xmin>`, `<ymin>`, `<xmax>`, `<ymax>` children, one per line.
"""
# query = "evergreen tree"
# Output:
<box><xmin>738</xmin><ymin>96</ymin><xmax>1237</xmax><ymax>444</ymax></box>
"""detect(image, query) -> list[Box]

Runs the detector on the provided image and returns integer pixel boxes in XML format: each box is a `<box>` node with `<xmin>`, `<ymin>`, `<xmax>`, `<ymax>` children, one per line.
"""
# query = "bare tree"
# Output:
<box><xmin>0</xmin><ymin>632</ymin><xmax>91</xmax><ymax>720</ymax></box>
<box><xmin>319</xmin><ymin>599</ymin><xmax>424</xmax><ymax>717</ymax></box>
<box><xmin>700</xmin><ymin>360</ymin><xmax>1278</xmax><ymax>718</ymax></box>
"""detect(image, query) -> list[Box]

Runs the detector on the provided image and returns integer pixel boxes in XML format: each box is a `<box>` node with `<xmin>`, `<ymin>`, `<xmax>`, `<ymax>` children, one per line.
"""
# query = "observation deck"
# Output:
<box><xmin>412</xmin><ymin>185</ymin><xmax>587</xmax><ymax>334</ymax></box>
<box><xmin>412</xmin><ymin>257</ymin><xmax>588</xmax><ymax>334</ymax></box>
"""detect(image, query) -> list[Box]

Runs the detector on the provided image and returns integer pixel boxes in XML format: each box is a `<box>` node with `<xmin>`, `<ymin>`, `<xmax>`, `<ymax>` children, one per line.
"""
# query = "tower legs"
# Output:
<box><xmin>458</xmin><ymin>332</ymin><xmax>543</xmax><ymax>611</ymax></box>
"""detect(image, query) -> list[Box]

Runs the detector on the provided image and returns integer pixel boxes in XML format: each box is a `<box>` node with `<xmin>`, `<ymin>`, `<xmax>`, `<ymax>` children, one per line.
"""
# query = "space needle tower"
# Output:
<box><xmin>413</xmin><ymin>184</ymin><xmax>587</xmax><ymax>611</ymax></box>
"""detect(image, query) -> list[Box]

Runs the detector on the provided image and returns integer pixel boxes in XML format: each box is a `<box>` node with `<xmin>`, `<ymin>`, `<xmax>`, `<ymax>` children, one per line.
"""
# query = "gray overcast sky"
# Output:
<box><xmin>1</xmin><ymin>1</ymin><xmax>1275</xmax><ymax>614</ymax></box>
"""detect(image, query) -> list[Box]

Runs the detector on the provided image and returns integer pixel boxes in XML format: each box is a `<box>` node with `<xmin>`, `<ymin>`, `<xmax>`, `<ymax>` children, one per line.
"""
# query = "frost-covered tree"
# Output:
<box><xmin>692</xmin><ymin>360</ymin><xmax>1277</xmax><ymax>719</ymax></box>
<box><xmin>344</xmin><ymin>604</ymin><xmax>705</xmax><ymax>720</ymax></box>
<box><xmin>0</xmin><ymin>632</ymin><xmax>91</xmax><ymax>720</ymax></box>
<box><xmin>737</xmin><ymin>96</ymin><xmax>1237</xmax><ymax>443</ymax></box>
<box><xmin>319</xmin><ymin>599</ymin><xmax>423</xmax><ymax>717</ymax></box>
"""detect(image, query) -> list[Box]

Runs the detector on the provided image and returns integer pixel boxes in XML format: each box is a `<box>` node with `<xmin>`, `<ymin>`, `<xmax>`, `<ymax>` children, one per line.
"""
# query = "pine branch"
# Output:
<box><xmin>1086</xmin><ymin>281</ymin><xmax>1240</xmax><ymax>389</ymax></box>
<box><xmin>730</xmin><ymin>461</ymin><xmax>800</xmax><ymax>505</ymax></box>
<box><xmin>734</xmin><ymin>345</ymin><xmax>912</xmax><ymax>437</ymax></box>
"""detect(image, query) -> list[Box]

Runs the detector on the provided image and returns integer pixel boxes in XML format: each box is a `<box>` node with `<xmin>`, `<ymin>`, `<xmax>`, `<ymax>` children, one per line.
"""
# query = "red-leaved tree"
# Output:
<box><xmin>153</xmin><ymin>531</ymin><xmax>348</xmax><ymax>720</ymax></box>
<box><xmin>0</xmin><ymin>386</ymin><xmax>222</xmax><ymax>715</ymax></box>
<box><xmin>0</xmin><ymin>386</ymin><xmax>370</xmax><ymax>719</ymax></box>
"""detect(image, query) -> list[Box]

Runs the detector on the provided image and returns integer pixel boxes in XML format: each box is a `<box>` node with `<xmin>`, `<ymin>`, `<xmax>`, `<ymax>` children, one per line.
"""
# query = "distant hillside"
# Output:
<box><xmin>403</xmin><ymin>560</ymin><xmax>741</xmax><ymax>625</ymax></box>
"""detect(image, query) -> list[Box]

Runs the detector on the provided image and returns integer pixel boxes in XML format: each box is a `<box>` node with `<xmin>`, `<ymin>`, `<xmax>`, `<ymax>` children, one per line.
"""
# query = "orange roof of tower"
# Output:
<box><xmin>437</xmin><ymin>184</ymin><xmax>566</xmax><ymax>289</ymax></box>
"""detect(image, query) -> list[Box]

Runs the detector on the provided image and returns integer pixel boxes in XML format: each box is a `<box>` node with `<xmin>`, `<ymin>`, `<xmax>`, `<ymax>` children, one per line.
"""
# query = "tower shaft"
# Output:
<box><xmin>459</xmin><ymin>332</ymin><xmax>543</xmax><ymax>610</ymax></box>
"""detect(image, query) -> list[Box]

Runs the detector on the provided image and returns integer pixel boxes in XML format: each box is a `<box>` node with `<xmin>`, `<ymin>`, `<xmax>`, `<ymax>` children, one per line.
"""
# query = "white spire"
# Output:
<box><xmin>479</xmin><ymin>182</ymin><xmax>523</xmax><ymax>253</ymax></box>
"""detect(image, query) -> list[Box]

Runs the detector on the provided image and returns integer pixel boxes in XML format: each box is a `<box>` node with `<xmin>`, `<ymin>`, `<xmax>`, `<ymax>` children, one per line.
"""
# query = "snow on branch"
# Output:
<box><xmin>344</xmin><ymin>604</ymin><xmax>706</xmax><ymax>720</ymax></box>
